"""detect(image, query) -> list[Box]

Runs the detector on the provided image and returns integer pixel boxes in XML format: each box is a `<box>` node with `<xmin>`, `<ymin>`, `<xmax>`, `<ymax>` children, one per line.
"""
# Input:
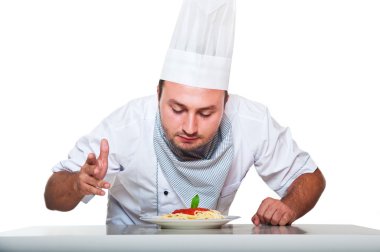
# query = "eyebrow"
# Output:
<box><xmin>168</xmin><ymin>99</ymin><xmax>217</xmax><ymax>111</ymax></box>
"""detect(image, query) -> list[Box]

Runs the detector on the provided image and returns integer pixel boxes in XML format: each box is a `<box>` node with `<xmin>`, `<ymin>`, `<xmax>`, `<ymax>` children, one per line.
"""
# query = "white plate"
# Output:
<box><xmin>140</xmin><ymin>216</ymin><xmax>240</xmax><ymax>229</ymax></box>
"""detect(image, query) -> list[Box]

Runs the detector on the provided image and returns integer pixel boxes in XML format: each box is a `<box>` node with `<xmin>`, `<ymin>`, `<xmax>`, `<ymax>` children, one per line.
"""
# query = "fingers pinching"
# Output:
<box><xmin>84</xmin><ymin>183</ymin><xmax>105</xmax><ymax>196</ymax></box>
<box><xmin>95</xmin><ymin>179</ymin><xmax>109</xmax><ymax>189</ymax></box>
<box><xmin>78</xmin><ymin>140</ymin><xmax>111</xmax><ymax>196</ymax></box>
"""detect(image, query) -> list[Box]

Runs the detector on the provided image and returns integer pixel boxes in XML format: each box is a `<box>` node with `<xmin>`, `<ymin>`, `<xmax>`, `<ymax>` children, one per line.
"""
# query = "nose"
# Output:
<box><xmin>182</xmin><ymin>113</ymin><xmax>198</xmax><ymax>136</ymax></box>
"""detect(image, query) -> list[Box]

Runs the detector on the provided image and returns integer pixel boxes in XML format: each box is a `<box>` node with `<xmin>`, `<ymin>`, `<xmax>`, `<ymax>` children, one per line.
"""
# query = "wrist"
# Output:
<box><xmin>281</xmin><ymin>197</ymin><xmax>300</xmax><ymax>221</ymax></box>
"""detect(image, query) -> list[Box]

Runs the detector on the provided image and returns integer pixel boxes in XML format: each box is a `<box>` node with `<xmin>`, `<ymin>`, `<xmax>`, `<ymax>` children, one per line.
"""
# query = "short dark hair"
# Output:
<box><xmin>157</xmin><ymin>79</ymin><xmax>229</xmax><ymax>104</ymax></box>
<box><xmin>158</xmin><ymin>79</ymin><xmax>165</xmax><ymax>100</ymax></box>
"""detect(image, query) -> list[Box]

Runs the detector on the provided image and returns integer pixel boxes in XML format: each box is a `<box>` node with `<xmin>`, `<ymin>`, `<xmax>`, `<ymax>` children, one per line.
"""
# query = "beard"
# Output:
<box><xmin>162</xmin><ymin>125</ymin><xmax>217</xmax><ymax>153</ymax></box>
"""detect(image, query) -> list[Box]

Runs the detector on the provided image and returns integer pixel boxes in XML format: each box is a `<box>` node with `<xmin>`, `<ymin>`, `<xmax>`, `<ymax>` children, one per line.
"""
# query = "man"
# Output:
<box><xmin>44</xmin><ymin>0</ymin><xmax>325</xmax><ymax>226</ymax></box>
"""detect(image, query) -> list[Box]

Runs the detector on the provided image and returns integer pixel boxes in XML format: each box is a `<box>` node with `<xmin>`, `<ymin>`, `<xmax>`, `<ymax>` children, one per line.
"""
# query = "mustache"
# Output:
<box><xmin>175</xmin><ymin>132</ymin><xmax>202</xmax><ymax>138</ymax></box>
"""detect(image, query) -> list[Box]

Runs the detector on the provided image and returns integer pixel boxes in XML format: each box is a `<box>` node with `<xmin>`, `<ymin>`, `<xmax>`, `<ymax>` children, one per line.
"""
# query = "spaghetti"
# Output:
<box><xmin>160</xmin><ymin>208</ymin><xmax>224</xmax><ymax>220</ymax></box>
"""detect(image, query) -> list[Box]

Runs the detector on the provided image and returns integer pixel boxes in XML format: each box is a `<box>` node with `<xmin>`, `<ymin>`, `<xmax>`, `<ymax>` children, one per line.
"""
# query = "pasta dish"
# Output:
<box><xmin>160</xmin><ymin>208</ymin><xmax>224</xmax><ymax>220</ymax></box>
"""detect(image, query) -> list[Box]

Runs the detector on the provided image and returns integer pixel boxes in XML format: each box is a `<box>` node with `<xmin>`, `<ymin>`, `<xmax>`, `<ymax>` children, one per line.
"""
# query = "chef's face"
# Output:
<box><xmin>158</xmin><ymin>81</ymin><xmax>228</xmax><ymax>152</ymax></box>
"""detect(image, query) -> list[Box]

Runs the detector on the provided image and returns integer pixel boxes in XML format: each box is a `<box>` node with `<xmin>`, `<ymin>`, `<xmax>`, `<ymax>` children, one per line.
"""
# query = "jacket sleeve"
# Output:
<box><xmin>253</xmin><ymin>107</ymin><xmax>318</xmax><ymax>197</ymax></box>
<box><xmin>51</xmin><ymin>106</ymin><xmax>128</xmax><ymax>203</ymax></box>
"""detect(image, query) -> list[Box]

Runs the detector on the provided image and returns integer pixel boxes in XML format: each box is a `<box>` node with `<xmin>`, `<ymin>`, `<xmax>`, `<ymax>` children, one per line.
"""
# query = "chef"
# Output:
<box><xmin>44</xmin><ymin>0</ymin><xmax>325</xmax><ymax>226</ymax></box>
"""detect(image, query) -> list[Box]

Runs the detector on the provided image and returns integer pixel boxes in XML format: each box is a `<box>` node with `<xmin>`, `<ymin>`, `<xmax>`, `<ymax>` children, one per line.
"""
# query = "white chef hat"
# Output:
<box><xmin>160</xmin><ymin>0</ymin><xmax>236</xmax><ymax>90</ymax></box>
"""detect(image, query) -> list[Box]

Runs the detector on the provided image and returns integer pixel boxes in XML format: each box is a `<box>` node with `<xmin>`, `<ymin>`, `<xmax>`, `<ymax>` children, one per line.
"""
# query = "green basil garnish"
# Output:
<box><xmin>191</xmin><ymin>194</ymin><xmax>199</xmax><ymax>208</ymax></box>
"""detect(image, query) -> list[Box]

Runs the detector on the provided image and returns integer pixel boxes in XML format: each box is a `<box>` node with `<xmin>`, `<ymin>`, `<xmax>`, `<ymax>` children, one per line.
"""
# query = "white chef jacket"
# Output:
<box><xmin>52</xmin><ymin>94</ymin><xmax>317</xmax><ymax>225</ymax></box>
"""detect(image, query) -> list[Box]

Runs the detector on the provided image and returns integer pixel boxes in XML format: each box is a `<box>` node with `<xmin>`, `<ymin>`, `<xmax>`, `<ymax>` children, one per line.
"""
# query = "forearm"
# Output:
<box><xmin>44</xmin><ymin>171</ymin><xmax>84</xmax><ymax>211</ymax></box>
<box><xmin>281</xmin><ymin>168</ymin><xmax>326</xmax><ymax>220</ymax></box>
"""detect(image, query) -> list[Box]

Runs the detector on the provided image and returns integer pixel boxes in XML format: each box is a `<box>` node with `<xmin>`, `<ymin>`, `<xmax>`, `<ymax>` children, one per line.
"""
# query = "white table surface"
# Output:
<box><xmin>1</xmin><ymin>224</ymin><xmax>380</xmax><ymax>252</ymax></box>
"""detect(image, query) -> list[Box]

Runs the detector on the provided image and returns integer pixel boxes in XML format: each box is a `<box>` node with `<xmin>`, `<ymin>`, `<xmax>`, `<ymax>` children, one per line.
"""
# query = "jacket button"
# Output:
<box><xmin>164</xmin><ymin>190</ymin><xmax>169</xmax><ymax>196</ymax></box>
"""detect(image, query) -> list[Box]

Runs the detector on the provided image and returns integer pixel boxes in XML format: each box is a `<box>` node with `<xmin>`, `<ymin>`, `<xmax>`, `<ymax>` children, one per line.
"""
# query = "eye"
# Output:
<box><xmin>172</xmin><ymin>107</ymin><xmax>184</xmax><ymax>114</ymax></box>
<box><xmin>199</xmin><ymin>112</ymin><xmax>212</xmax><ymax>118</ymax></box>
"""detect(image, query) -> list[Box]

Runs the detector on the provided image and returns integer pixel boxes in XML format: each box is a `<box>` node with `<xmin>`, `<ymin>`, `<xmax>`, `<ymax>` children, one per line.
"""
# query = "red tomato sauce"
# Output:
<box><xmin>172</xmin><ymin>208</ymin><xmax>210</xmax><ymax>215</ymax></box>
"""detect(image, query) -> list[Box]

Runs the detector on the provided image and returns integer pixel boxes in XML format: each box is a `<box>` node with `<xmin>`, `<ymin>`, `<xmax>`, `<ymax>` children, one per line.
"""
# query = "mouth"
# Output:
<box><xmin>177</xmin><ymin>135</ymin><xmax>199</xmax><ymax>143</ymax></box>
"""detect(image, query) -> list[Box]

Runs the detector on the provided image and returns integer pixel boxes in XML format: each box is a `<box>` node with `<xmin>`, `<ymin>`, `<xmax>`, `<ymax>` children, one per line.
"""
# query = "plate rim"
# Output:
<box><xmin>140</xmin><ymin>215</ymin><xmax>240</xmax><ymax>223</ymax></box>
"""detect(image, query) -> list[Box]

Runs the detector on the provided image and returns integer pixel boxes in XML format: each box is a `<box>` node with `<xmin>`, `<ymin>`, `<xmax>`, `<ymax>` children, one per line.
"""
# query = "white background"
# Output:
<box><xmin>0</xmin><ymin>0</ymin><xmax>379</xmax><ymax>232</ymax></box>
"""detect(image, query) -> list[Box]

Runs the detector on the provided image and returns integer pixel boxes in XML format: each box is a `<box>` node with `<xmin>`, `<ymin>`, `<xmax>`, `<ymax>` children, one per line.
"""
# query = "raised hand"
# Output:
<box><xmin>75</xmin><ymin>139</ymin><xmax>111</xmax><ymax>197</ymax></box>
